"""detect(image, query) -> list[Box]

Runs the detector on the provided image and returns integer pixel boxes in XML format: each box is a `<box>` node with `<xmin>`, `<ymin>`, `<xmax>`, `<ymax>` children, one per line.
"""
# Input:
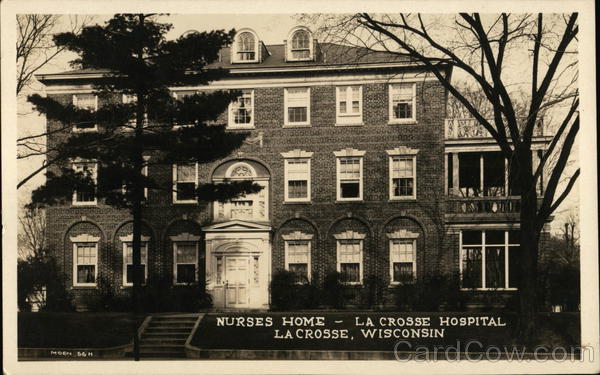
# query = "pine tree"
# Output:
<box><xmin>27</xmin><ymin>14</ymin><xmax>261</xmax><ymax>360</ymax></box>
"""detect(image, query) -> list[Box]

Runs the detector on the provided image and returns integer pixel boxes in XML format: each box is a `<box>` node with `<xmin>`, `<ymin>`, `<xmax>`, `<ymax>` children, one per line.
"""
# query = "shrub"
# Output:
<box><xmin>393</xmin><ymin>272</ymin><xmax>465</xmax><ymax>312</ymax></box>
<box><xmin>322</xmin><ymin>271</ymin><xmax>353</xmax><ymax>309</ymax></box>
<box><xmin>270</xmin><ymin>270</ymin><xmax>321</xmax><ymax>310</ymax></box>
<box><xmin>539</xmin><ymin>262</ymin><xmax>580</xmax><ymax>311</ymax></box>
<box><xmin>18</xmin><ymin>255</ymin><xmax>75</xmax><ymax>312</ymax></box>
<box><xmin>361</xmin><ymin>274</ymin><xmax>385</xmax><ymax>308</ymax></box>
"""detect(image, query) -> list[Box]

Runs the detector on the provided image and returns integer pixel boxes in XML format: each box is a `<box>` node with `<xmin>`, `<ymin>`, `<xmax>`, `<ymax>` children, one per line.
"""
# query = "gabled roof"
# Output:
<box><xmin>36</xmin><ymin>42</ymin><xmax>419</xmax><ymax>83</ymax></box>
<box><xmin>202</xmin><ymin>220</ymin><xmax>272</xmax><ymax>232</ymax></box>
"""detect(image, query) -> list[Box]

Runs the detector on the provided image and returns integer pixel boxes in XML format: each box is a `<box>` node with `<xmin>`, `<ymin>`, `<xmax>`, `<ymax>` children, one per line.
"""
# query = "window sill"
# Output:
<box><xmin>71</xmin><ymin>203</ymin><xmax>99</xmax><ymax>208</ymax></box>
<box><xmin>388</xmin><ymin>197</ymin><xmax>417</xmax><ymax>202</ymax></box>
<box><xmin>226</xmin><ymin>125</ymin><xmax>255</xmax><ymax>130</ymax></box>
<box><xmin>72</xmin><ymin>127</ymin><xmax>98</xmax><ymax>133</ymax></box>
<box><xmin>460</xmin><ymin>288</ymin><xmax>518</xmax><ymax>292</ymax></box>
<box><xmin>283</xmin><ymin>200</ymin><xmax>312</xmax><ymax>205</ymax></box>
<box><xmin>72</xmin><ymin>285</ymin><xmax>97</xmax><ymax>289</ymax></box>
<box><xmin>388</xmin><ymin>120</ymin><xmax>418</xmax><ymax>125</ymax></box>
<box><xmin>335</xmin><ymin>122</ymin><xmax>364</xmax><ymax>127</ymax></box>
<box><xmin>335</xmin><ymin>199</ymin><xmax>364</xmax><ymax>203</ymax></box>
<box><xmin>282</xmin><ymin>124</ymin><xmax>311</xmax><ymax>128</ymax></box>
<box><xmin>172</xmin><ymin>201</ymin><xmax>198</xmax><ymax>206</ymax></box>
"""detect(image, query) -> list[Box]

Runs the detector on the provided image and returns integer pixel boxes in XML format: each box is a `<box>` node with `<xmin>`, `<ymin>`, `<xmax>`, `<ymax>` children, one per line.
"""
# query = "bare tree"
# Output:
<box><xmin>18</xmin><ymin>206</ymin><xmax>46</xmax><ymax>259</ymax></box>
<box><xmin>305</xmin><ymin>13</ymin><xmax>579</xmax><ymax>341</ymax></box>
<box><xmin>17</xmin><ymin>15</ymin><xmax>93</xmax><ymax>189</ymax></box>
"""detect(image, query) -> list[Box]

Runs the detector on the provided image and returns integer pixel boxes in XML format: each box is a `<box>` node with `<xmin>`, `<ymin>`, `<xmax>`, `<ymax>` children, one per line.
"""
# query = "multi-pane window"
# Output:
<box><xmin>336</xmin><ymin>86</ymin><xmax>362</xmax><ymax>125</ymax></box>
<box><xmin>236</xmin><ymin>32</ymin><xmax>256</xmax><ymax>61</ymax></box>
<box><xmin>229</xmin><ymin>90</ymin><xmax>254</xmax><ymax>127</ymax></box>
<box><xmin>284</xmin><ymin>158</ymin><xmax>310</xmax><ymax>202</ymax></box>
<box><xmin>337</xmin><ymin>157</ymin><xmax>362</xmax><ymax>200</ymax></box>
<box><xmin>390</xmin><ymin>156</ymin><xmax>416</xmax><ymax>199</ymax></box>
<box><xmin>390</xmin><ymin>240</ymin><xmax>416</xmax><ymax>283</ymax></box>
<box><xmin>291</xmin><ymin>30</ymin><xmax>311</xmax><ymax>60</ymax></box>
<box><xmin>337</xmin><ymin>239</ymin><xmax>362</xmax><ymax>284</ymax></box>
<box><xmin>285</xmin><ymin>240</ymin><xmax>310</xmax><ymax>282</ymax></box>
<box><xmin>72</xmin><ymin>162</ymin><xmax>97</xmax><ymax>205</ymax></box>
<box><xmin>74</xmin><ymin>242</ymin><xmax>97</xmax><ymax>286</ymax></box>
<box><xmin>174</xmin><ymin>241</ymin><xmax>197</xmax><ymax>284</ymax></box>
<box><xmin>284</xmin><ymin>87</ymin><xmax>310</xmax><ymax>125</ymax></box>
<box><xmin>123</xmin><ymin>242</ymin><xmax>148</xmax><ymax>285</ymax></box>
<box><xmin>389</xmin><ymin>83</ymin><xmax>416</xmax><ymax>122</ymax></box>
<box><xmin>173</xmin><ymin>163</ymin><xmax>197</xmax><ymax>203</ymax></box>
<box><xmin>72</xmin><ymin>93</ymin><xmax>98</xmax><ymax>131</ymax></box>
<box><xmin>460</xmin><ymin>230</ymin><xmax>519</xmax><ymax>290</ymax></box>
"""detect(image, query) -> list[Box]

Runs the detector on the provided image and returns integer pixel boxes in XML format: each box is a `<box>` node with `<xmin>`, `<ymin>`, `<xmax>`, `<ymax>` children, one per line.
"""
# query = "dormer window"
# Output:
<box><xmin>286</xmin><ymin>27</ymin><xmax>314</xmax><ymax>61</ymax></box>
<box><xmin>232</xmin><ymin>29</ymin><xmax>260</xmax><ymax>63</ymax></box>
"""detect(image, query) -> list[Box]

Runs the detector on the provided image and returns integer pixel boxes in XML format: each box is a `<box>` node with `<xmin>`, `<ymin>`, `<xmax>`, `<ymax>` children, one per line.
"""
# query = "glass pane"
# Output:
<box><xmin>459</xmin><ymin>153</ymin><xmax>481</xmax><ymax>196</ymax></box>
<box><xmin>486</xmin><ymin>230</ymin><xmax>505</xmax><ymax>245</ymax></box>
<box><xmin>340</xmin><ymin>182</ymin><xmax>359</xmax><ymax>198</ymax></box>
<box><xmin>462</xmin><ymin>230</ymin><xmax>482</xmax><ymax>245</ymax></box>
<box><xmin>461</xmin><ymin>248</ymin><xmax>482</xmax><ymax>288</ymax></box>
<box><xmin>341</xmin><ymin>263</ymin><xmax>360</xmax><ymax>282</ymax></box>
<box><xmin>176</xmin><ymin>182</ymin><xmax>196</xmax><ymax>201</ymax></box>
<box><xmin>485</xmin><ymin>247</ymin><xmax>505</xmax><ymax>288</ymax></box>
<box><xmin>509</xmin><ymin>230</ymin><xmax>520</xmax><ymax>244</ymax></box>
<box><xmin>390</xmin><ymin>240</ymin><xmax>413</xmax><ymax>262</ymax></box>
<box><xmin>288</xmin><ymin>180</ymin><xmax>307</xmax><ymax>198</ymax></box>
<box><xmin>292</xmin><ymin>30</ymin><xmax>310</xmax><ymax>49</ymax></box>
<box><xmin>77</xmin><ymin>265</ymin><xmax>95</xmax><ymax>284</ymax></box>
<box><xmin>75</xmin><ymin>94</ymin><xmax>96</xmax><ymax>110</ymax></box>
<box><xmin>177</xmin><ymin>164</ymin><xmax>195</xmax><ymax>181</ymax></box>
<box><xmin>393</xmin><ymin>262</ymin><xmax>414</xmax><ymax>282</ymax></box>
<box><xmin>176</xmin><ymin>243</ymin><xmax>196</xmax><ymax>263</ymax></box>
<box><xmin>289</xmin><ymin>263</ymin><xmax>308</xmax><ymax>283</ymax></box>
<box><xmin>393</xmin><ymin>178</ymin><xmax>414</xmax><ymax>197</ymax></box>
<box><xmin>484</xmin><ymin>152</ymin><xmax>505</xmax><ymax>196</ymax></box>
<box><xmin>508</xmin><ymin>246</ymin><xmax>520</xmax><ymax>288</ymax></box>
<box><xmin>177</xmin><ymin>264</ymin><xmax>196</xmax><ymax>283</ymax></box>
<box><xmin>288</xmin><ymin>107</ymin><xmax>307</xmax><ymax>123</ymax></box>
<box><xmin>394</xmin><ymin>102</ymin><xmax>412</xmax><ymax>119</ymax></box>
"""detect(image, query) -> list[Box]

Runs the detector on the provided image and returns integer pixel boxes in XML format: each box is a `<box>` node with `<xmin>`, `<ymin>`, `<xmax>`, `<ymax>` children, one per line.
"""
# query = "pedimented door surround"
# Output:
<box><xmin>203</xmin><ymin>220</ymin><xmax>271</xmax><ymax>309</ymax></box>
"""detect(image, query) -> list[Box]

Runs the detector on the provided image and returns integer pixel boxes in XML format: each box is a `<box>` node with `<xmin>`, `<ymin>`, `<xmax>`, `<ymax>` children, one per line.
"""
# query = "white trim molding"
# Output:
<box><xmin>334</xmin><ymin>230</ymin><xmax>366</xmax><ymax>240</ymax></box>
<box><xmin>386</xmin><ymin>229</ymin><xmax>420</xmax><ymax>239</ymax></box>
<box><xmin>281</xmin><ymin>231</ymin><xmax>314</xmax><ymax>241</ymax></box>
<box><xmin>333</xmin><ymin>148</ymin><xmax>366</xmax><ymax>157</ymax></box>
<box><xmin>386</xmin><ymin>146</ymin><xmax>419</xmax><ymax>156</ymax></box>
<box><xmin>280</xmin><ymin>149</ymin><xmax>314</xmax><ymax>158</ymax></box>
<box><xmin>119</xmin><ymin>235</ymin><xmax>151</xmax><ymax>242</ymax></box>
<box><xmin>70</xmin><ymin>234</ymin><xmax>100</xmax><ymax>243</ymax></box>
<box><xmin>170</xmin><ymin>233</ymin><xmax>201</xmax><ymax>242</ymax></box>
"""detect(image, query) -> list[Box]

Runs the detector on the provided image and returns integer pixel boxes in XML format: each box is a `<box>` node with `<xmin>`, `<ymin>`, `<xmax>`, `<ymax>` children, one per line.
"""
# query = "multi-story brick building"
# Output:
<box><xmin>36</xmin><ymin>26</ymin><xmax>551</xmax><ymax>310</ymax></box>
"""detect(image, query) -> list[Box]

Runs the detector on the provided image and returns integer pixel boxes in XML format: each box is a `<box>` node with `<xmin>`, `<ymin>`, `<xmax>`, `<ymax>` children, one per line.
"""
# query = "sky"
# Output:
<box><xmin>16</xmin><ymin>13</ymin><xmax>580</xmax><ymax>234</ymax></box>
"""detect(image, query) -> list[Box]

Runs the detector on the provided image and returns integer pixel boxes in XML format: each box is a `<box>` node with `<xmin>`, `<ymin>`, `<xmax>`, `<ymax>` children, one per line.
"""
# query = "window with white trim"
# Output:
<box><xmin>336</xmin><ymin>157</ymin><xmax>363</xmax><ymax>201</ymax></box>
<box><xmin>284</xmin><ymin>87</ymin><xmax>310</xmax><ymax>126</ymax></box>
<box><xmin>289</xmin><ymin>29</ymin><xmax>312</xmax><ymax>60</ymax></box>
<box><xmin>460</xmin><ymin>230</ymin><xmax>519</xmax><ymax>290</ymax></box>
<box><xmin>173</xmin><ymin>163</ymin><xmax>197</xmax><ymax>203</ymax></box>
<box><xmin>123</xmin><ymin>241</ymin><xmax>148</xmax><ymax>286</ymax></box>
<box><xmin>390</xmin><ymin>240</ymin><xmax>416</xmax><ymax>283</ymax></box>
<box><xmin>284</xmin><ymin>158</ymin><xmax>311</xmax><ymax>202</ymax></box>
<box><xmin>228</xmin><ymin>90</ymin><xmax>254</xmax><ymax>128</ymax></box>
<box><xmin>72</xmin><ymin>161</ymin><xmax>97</xmax><ymax>205</ymax></box>
<box><xmin>390</xmin><ymin>156</ymin><xmax>416</xmax><ymax>199</ymax></box>
<box><xmin>72</xmin><ymin>93</ymin><xmax>98</xmax><ymax>131</ymax></box>
<box><xmin>285</xmin><ymin>240</ymin><xmax>311</xmax><ymax>283</ymax></box>
<box><xmin>336</xmin><ymin>86</ymin><xmax>362</xmax><ymax>125</ymax></box>
<box><xmin>337</xmin><ymin>239</ymin><xmax>363</xmax><ymax>284</ymax></box>
<box><xmin>389</xmin><ymin>83</ymin><xmax>416</xmax><ymax>123</ymax></box>
<box><xmin>231</xmin><ymin>30</ymin><xmax>259</xmax><ymax>63</ymax></box>
<box><xmin>74</xmin><ymin>242</ymin><xmax>98</xmax><ymax>286</ymax></box>
<box><xmin>174</xmin><ymin>241</ymin><xmax>198</xmax><ymax>284</ymax></box>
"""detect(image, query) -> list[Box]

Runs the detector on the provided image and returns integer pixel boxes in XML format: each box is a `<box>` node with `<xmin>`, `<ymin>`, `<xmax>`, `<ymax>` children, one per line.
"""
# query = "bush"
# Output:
<box><xmin>18</xmin><ymin>255</ymin><xmax>75</xmax><ymax>312</ymax></box>
<box><xmin>322</xmin><ymin>271</ymin><xmax>355</xmax><ymax>309</ymax></box>
<box><xmin>270</xmin><ymin>270</ymin><xmax>321</xmax><ymax>311</ymax></box>
<box><xmin>360</xmin><ymin>274</ymin><xmax>385</xmax><ymax>308</ymax></box>
<box><xmin>393</xmin><ymin>272</ymin><xmax>465</xmax><ymax>312</ymax></box>
<box><xmin>539</xmin><ymin>262</ymin><xmax>580</xmax><ymax>311</ymax></box>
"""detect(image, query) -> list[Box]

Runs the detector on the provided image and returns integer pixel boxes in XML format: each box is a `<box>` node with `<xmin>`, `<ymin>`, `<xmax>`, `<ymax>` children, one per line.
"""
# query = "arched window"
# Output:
<box><xmin>237</xmin><ymin>32</ymin><xmax>256</xmax><ymax>61</ymax></box>
<box><xmin>287</xmin><ymin>27</ymin><xmax>314</xmax><ymax>61</ymax></box>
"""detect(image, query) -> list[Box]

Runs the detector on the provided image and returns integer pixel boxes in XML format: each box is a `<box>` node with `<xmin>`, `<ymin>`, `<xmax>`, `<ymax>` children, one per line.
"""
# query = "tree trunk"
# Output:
<box><xmin>516</xmin><ymin>147</ymin><xmax>540</xmax><ymax>345</ymax></box>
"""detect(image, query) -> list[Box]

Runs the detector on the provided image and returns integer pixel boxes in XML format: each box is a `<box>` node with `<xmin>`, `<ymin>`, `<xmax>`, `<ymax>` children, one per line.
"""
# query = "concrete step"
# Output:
<box><xmin>141</xmin><ymin>337</ymin><xmax>187</xmax><ymax>343</ymax></box>
<box><xmin>147</xmin><ymin>322</ymin><xmax>195</xmax><ymax>328</ymax></box>
<box><xmin>142</xmin><ymin>332</ymin><xmax>189</xmax><ymax>338</ymax></box>
<box><xmin>144</xmin><ymin>327</ymin><xmax>191</xmax><ymax>333</ymax></box>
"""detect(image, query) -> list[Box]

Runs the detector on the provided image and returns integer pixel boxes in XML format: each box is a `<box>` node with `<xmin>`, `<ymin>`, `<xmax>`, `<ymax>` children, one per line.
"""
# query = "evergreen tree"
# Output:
<box><xmin>27</xmin><ymin>14</ymin><xmax>261</xmax><ymax>360</ymax></box>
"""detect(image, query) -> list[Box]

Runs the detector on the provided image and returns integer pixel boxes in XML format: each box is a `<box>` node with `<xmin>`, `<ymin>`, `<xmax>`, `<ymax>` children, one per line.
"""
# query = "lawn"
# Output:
<box><xmin>191</xmin><ymin>312</ymin><xmax>580</xmax><ymax>352</ymax></box>
<box><xmin>18</xmin><ymin>312</ymin><xmax>146</xmax><ymax>348</ymax></box>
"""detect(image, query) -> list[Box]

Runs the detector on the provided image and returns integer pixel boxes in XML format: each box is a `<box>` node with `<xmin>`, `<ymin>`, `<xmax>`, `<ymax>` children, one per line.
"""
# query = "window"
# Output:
<box><xmin>174</xmin><ymin>241</ymin><xmax>197</xmax><ymax>284</ymax></box>
<box><xmin>285</xmin><ymin>240</ymin><xmax>311</xmax><ymax>282</ymax></box>
<box><xmin>458</xmin><ymin>152</ymin><xmax>506</xmax><ymax>197</ymax></box>
<box><xmin>231</xmin><ymin>30</ymin><xmax>259</xmax><ymax>63</ymax></box>
<box><xmin>390</xmin><ymin>156</ymin><xmax>416</xmax><ymax>199</ymax></box>
<box><xmin>72</xmin><ymin>161</ymin><xmax>97</xmax><ymax>205</ymax></box>
<box><xmin>173</xmin><ymin>163</ymin><xmax>197</xmax><ymax>203</ymax></box>
<box><xmin>284</xmin><ymin>158</ymin><xmax>311</xmax><ymax>202</ymax></box>
<box><xmin>123</xmin><ymin>241</ymin><xmax>148</xmax><ymax>286</ymax></box>
<box><xmin>336</xmin><ymin>86</ymin><xmax>362</xmax><ymax>125</ymax></box>
<box><xmin>228</xmin><ymin>90</ymin><xmax>254</xmax><ymax>128</ymax></box>
<box><xmin>337</xmin><ymin>240</ymin><xmax>362</xmax><ymax>284</ymax></box>
<box><xmin>460</xmin><ymin>230</ymin><xmax>519</xmax><ymax>290</ymax></box>
<box><xmin>290</xmin><ymin>29</ymin><xmax>311</xmax><ymax>60</ymax></box>
<box><xmin>390</xmin><ymin>240</ymin><xmax>416</xmax><ymax>283</ymax></box>
<box><xmin>284</xmin><ymin>87</ymin><xmax>310</xmax><ymax>126</ymax></box>
<box><xmin>335</xmin><ymin>150</ymin><xmax>365</xmax><ymax>201</ymax></box>
<box><xmin>74</xmin><ymin>242</ymin><xmax>98</xmax><ymax>286</ymax></box>
<box><xmin>72</xmin><ymin>93</ymin><xmax>98</xmax><ymax>131</ymax></box>
<box><xmin>389</xmin><ymin>83</ymin><xmax>416</xmax><ymax>123</ymax></box>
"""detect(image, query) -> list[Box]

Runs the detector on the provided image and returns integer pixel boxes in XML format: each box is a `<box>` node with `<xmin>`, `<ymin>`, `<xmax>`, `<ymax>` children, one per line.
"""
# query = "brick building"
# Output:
<box><xmin>36</xmin><ymin>26</ymin><xmax>552</xmax><ymax>310</ymax></box>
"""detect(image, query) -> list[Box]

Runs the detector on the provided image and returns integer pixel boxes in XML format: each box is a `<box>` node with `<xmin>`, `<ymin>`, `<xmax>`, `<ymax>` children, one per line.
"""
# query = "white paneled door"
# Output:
<box><xmin>225</xmin><ymin>257</ymin><xmax>249</xmax><ymax>307</ymax></box>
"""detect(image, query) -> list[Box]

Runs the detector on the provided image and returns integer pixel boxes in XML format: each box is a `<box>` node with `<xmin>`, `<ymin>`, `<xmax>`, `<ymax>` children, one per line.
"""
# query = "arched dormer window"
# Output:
<box><xmin>232</xmin><ymin>29</ymin><xmax>259</xmax><ymax>63</ymax></box>
<box><xmin>287</xmin><ymin>27</ymin><xmax>314</xmax><ymax>61</ymax></box>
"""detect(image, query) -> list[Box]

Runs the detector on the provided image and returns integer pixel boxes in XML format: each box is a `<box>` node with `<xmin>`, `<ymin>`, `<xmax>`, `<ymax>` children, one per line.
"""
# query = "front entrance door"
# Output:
<box><xmin>225</xmin><ymin>256</ymin><xmax>249</xmax><ymax>307</ymax></box>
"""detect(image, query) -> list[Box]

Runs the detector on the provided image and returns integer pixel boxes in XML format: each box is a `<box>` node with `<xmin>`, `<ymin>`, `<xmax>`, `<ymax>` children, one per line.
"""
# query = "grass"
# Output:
<box><xmin>18</xmin><ymin>312</ymin><xmax>146</xmax><ymax>348</ymax></box>
<box><xmin>191</xmin><ymin>312</ymin><xmax>580</xmax><ymax>352</ymax></box>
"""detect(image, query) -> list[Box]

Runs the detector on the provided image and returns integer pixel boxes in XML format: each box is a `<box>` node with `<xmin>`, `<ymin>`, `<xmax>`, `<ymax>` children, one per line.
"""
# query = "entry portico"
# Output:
<box><xmin>203</xmin><ymin>220</ymin><xmax>272</xmax><ymax>309</ymax></box>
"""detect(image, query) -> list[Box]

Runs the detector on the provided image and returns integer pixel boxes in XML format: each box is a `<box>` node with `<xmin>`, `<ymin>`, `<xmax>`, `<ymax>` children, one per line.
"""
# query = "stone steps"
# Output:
<box><xmin>135</xmin><ymin>314</ymin><xmax>202</xmax><ymax>359</ymax></box>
